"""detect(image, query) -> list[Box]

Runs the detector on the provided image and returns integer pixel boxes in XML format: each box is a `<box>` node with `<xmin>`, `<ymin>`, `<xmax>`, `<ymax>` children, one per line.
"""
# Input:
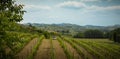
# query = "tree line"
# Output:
<box><xmin>73</xmin><ymin>28</ymin><xmax>120</xmax><ymax>43</ymax></box>
<box><xmin>74</xmin><ymin>29</ymin><xmax>107</xmax><ymax>38</ymax></box>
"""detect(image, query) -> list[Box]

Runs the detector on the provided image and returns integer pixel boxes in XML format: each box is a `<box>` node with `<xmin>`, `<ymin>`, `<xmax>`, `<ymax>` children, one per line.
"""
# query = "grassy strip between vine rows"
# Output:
<box><xmin>15</xmin><ymin>35</ymin><xmax>38</xmax><ymax>54</ymax></box>
<box><xmin>50</xmin><ymin>38</ymin><xmax>55</xmax><ymax>59</ymax></box>
<box><xmin>57</xmin><ymin>37</ymin><xmax>73</xmax><ymax>59</ymax></box>
<box><xmin>91</xmin><ymin>41</ymin><xmax>120</xmax><ymax>59</ymax></box>
<box><xmin>62</xmin><ymin>37</ymin><xmax>89</xmax><ymax>59</ymax></box>
<box><xmin>80</xmin><ymin>40</ymin><xmax>119</xmax><ymax>59</ymax></box>
<box><xmin>72</xmin><ymin>39</ymin><xmax>104</xmax><ymax>59</ymax></box>
<box><xmin>27</xmin><ymin>35</ymin><xmax>44</xmax><ymax>59</ymax></box>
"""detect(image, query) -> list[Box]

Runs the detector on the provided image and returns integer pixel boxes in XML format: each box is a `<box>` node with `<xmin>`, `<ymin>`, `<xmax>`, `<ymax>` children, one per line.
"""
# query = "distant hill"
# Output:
<box><xmin>23</xmin><ymin>23</ymin><xmax>120</xmax><ymax>35</ymax></box>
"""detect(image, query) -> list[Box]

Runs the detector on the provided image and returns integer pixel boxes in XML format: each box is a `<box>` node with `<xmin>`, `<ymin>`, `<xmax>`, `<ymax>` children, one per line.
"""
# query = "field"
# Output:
<box><xmin>1</xmin><ymin>0</ymin><xmax>120</xmax><ymax>59</ymax></box>
<box><xmin>14</xmin><ymin>35</ymin><xmax>120</xmax><ymax>59</ymax></box>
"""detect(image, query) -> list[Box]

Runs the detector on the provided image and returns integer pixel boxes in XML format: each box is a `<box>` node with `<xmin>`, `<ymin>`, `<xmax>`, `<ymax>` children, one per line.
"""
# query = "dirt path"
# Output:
<box><xmin>34</xmin><ymin>39</ymin><xmax>51</xmax><ymax>59</ymax></box>
<box><xmin>16</xmin><ymin>38</ymin><xmax>38</xmax><ymax>59</ymax></box>
<box><xmin>64</xmin><ymin>41</ymin><xmax>81</xmax><ymax>59</ymax></box>
<box><xmin>52</xmin><ymin>40</ymin><xmax>67</xmax><ymax>59</ymax></box>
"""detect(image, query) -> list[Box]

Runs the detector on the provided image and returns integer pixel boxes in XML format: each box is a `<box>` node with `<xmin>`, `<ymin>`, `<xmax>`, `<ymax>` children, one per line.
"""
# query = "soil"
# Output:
<box><xmin>52</xmin><ymin>40</ymin><xmax>67</xmax><ymax>59</ymax></box>
<box><xmin>34</xmin><ymin>39</ymin><xmax>51</xmax><ymax>59</ymax></box>
<box><xmin>74</xmin><ymin>42</ymin><xmax>94</xmax><ymax>59</ymax></box>
<box><xmin>16</xmin><ymin>38</ymin><xmax>38</xmax><ymax>59</ymax></box>
<box><xmin>64</xmin><ymin>41</ymin><xmax>81</xmax><ymax>59</ymax></box>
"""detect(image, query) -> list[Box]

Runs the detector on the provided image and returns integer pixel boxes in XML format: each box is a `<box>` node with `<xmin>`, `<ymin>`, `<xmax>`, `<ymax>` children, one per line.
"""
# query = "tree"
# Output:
<box><xmin>0</xmin><ymin>0</ymin><xmax>25</xmax><ymax>58</ymax></box>
<box><xmin>84</xmin><ymin>29</ymin><xmax>104</xmax><ymax>38</ymax></box>
<box><xmin>73</xmin><ymin>32</ymin><xmax>84</xmax><ymax>38</ymax></box>
<box><xmin>110</xmin><ymin>28</ymin><xmax>120</xmax><ymax>43</ymax></box>
<box><xmin>43</xmin><ymin>31</ymin><xmax>50</xmax><ymax>39</ymax></box>
<box><xmin>103</xmin><ymin>31</ymin><xmax>110</xmax><ymax>38</ymax></box>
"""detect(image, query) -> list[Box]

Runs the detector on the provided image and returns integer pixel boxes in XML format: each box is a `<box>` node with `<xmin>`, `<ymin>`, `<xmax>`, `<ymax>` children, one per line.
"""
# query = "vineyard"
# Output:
<box><xmin>10</xmin><ymin>34</ymin><xmax>120</xmax><ymax>59</ymax></box>
<box><xmin>0</xmin><ymin>0</ymin><xmax>120</xmax><ymax>59</ymax></box>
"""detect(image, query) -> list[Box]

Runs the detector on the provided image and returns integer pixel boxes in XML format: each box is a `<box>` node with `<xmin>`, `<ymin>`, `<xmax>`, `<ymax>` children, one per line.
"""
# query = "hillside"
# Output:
<box><xmin>23</xmin><ymin>23</ymin><xmax>120</xmax><ymax>35</ymax></box>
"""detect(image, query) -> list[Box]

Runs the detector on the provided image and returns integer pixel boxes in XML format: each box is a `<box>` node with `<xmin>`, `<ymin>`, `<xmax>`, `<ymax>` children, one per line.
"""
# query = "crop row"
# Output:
<box><xmin>72</xmin><ymin>38</ymin><xmax>120</xmax><ymax>59</ymax></box>
<box><xmin>88</xmin><ymin>41</ymin><xmax>120</xmax><ymax>59</ymax></box>
<box><xmin>61</xmin><ymin>37</ymin><xmax>88</xmax><ymax>59</ymax></box>
<box><xmin>80</xmin><ymin>40</ymin><xmax>115</xmax><ymax>59</ymax></box>
<box><xmin>57</xmin><ymin>37</ymin><xmax>73</xmax><ymax>59</ymax></box>
<box><xmin>72</xmin><ymin>39</ymin><xmax>104</xmax><ymax>59</ymax></box>
<box><xmin>27</xmin><ymin>35</ymin><xmax>44</xmax><ymax>59</ymax></box>
<box><xmin>50</xmin><ymin>38</ymin><xmax>55</xmax><ymax>59</ymax></box>
<box><xmin>6</xmin><ymin>32</ymin><xmax>39</xmax><ymax>54</ymax></box>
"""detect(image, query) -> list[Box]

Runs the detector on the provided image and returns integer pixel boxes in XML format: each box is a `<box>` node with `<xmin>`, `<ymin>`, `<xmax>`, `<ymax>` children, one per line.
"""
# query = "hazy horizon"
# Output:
<box><xmin>20</xmin><ymin>22</ymin><xmax>120</xmax><ymax>26</ymax></box>
<box><xmin>17</xmin><ymin>0</ymin><xmax>120</xmax><ymax>26</ymax></box>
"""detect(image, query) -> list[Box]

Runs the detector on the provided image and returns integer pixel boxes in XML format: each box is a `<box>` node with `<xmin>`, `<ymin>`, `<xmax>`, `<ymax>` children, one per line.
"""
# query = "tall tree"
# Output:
<box><xmin>0</xmin><ymin>0</ymin><xmax>25</xmax><ymax>58</ymax></box>
<box><xmin>84</xmin><ymin>29</ymin><xmax>104</xmax><ymax>38</ymax></box>
<box><xmin>73</xmin><ymin>32</ymin><xmax>84</xmax><ymax>38</ymax></box>
<box><xmin>110</xmin><ymin>28</ymin><xmax>120</xmax><ymax>43</ymax></box>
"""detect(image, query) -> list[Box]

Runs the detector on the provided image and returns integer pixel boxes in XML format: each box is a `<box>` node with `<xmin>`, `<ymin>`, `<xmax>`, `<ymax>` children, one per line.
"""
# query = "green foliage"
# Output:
<box><xmin>0</xmin><ymin>0</ymin><xmax>25</xmax><ymax>58</ymax></box>
<box><xmin>73</xmin><ymin>32</ymin><xmax>84</xmax><ymax>38</ymax></box>
<box><xmin>7</xmin><ymin>32</ymin><xmax>37</xmax><ymax>54</ymax></box>
<box><xmin>0</xmin><ymin>31</ymin><xmax>36</xmax><ymax>59</ymax></box>
<box><xmin>43</xmin><ymin>31</ymin><xmax>50</xmax><ymax>39</ymax></box>
<box><xmin>73</xmin><ymin>30</ymin><xmax>106</xmax><ymax>38</ymax></box>
<box><xmin>0</xmin><ymin>0</ymin><xmax>25</xmax><ymax>31</ymax></box>
<box><xmin>84</xmin><ymin>29</ymin><xmax>104</xmax><ymax>38</ymax></box>
<box><xmin>110</xmin><ymin>28</ymin><xmax>120</xmax><ymax>43</ymax></box>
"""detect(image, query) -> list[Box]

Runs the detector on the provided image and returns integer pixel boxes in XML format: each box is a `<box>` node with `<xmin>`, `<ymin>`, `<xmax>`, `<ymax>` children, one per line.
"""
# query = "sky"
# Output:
<box><xmin>16</xmin><ymin>0</ymin><xmax>120</xmax><ymax>26</ymax></box>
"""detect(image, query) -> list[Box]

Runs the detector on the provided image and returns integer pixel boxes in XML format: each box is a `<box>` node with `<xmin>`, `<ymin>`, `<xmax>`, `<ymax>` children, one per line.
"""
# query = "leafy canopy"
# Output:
<box><xmin>0</xmin><ymin>0</ymin><xmax>25</xmax><ymax>59</ymax></box>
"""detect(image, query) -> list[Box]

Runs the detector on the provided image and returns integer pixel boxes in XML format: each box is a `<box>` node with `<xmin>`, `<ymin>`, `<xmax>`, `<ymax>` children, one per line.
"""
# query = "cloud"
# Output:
<box><xmin>56</xmin><ymin>1</ymin><xmax>86</xmax><ymax>9</ymax></box>
<box><xmin>23</xmin><ymin>1</ymin><xmax>120</xmax><ymax>12</ymax></box>
<box><xmin>86</xmin><ymin>5</ymin><xmax>120</xmax><ymax>11</ymax></box>
<box><xmin>56</xmin><ymin>1</ymin><xmax>120</xmax><ymax>11</ymax></box>
<box><xmin>81</xmin><ymin>0</ymin><xmax>100</xmax><ymax>2</ymax></box>
<box><xmin>107</xmin><ymin>0</ymin><xmax>112</xmax><ymax>2</ymax></box>
<box><xmin>24</xmin><ymin>4</ymin><xmax>52</xmax><ymax>10</ymax></box>
<box><xmin>48</xmin><ymin>16</ymin><xmax>59</xmax><ymax>19</ymax></box>
<box><xmin>81</xmin><ymin>5</ymin><xmax>120</xmax><ymax>13</ymax></box>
